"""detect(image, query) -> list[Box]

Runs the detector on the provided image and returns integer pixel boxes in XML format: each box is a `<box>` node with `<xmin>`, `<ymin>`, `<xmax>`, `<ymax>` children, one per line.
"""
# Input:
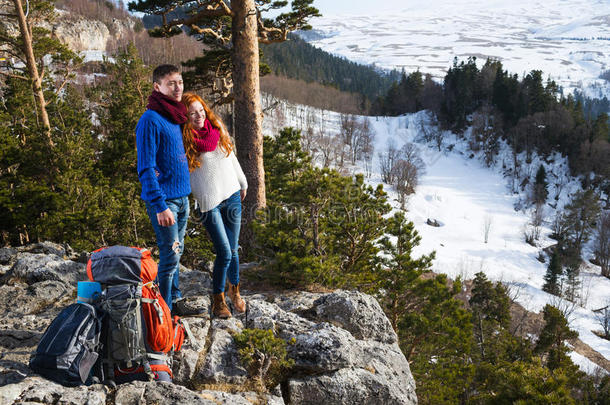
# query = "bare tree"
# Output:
<box><xmin>339</xmin><ymin>113</ymin><xmax>359</xmax><ymax>165</ymax></box>
<box><xmin>483</xmin><ymin>214</ymin><xmax>493</xmax><ymax>243</ymax></box>
<box><xmin>594</xmin><ymin>212</ymin><xmax>610</xmax><ymax>277</ymax></box>
<box><xmin>525</xmin><ymin>203</ymin><xmax>545</xmax><ymax>245</ymax></box>
<box><xmin>359</xmin><ymin>118</ymin><xmax>375</xmax><ymax>178</ymax></box>
<box><xmin>593</xmin><ymin>302</ymin><xmax>610</xmax><ymax>339</ymax></box>
<box><xmin>379</xmin><ymin>139</ymin><xmax>400</xmax><ymax>184</ymax></box>
<box><xmin>389</xmin><ymin>143</ymin><xmax>425</xmax><ymax>209</ymax></box>
<box><xmin>419</xmin><ymin>113</ymin><xmax>443</xmax><ymax>151</ymax></box>
<box><xmin>316</xmin><ymin>130</ymin><xmax>338</xmax><ymax>169</ymax></box>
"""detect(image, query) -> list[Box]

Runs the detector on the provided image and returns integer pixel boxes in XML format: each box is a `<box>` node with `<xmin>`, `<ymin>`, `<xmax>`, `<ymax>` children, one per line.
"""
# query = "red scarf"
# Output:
<box><xmin>146</xmin><ymin>91</ymin><xmax>187</xmax><ymax>125</ymax></box>
<box><xmin>193</xmin><ymin>118</ymin><xmax>220</xmax><ymax>152</ymax></box>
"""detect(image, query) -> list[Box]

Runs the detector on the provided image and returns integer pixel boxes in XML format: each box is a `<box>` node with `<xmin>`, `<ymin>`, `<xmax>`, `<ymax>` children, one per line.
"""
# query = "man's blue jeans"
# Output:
<box><xmin>197</xmin><ymin>191</ymin><xmax>242</xmax><ymax>294</ymax></box>
<box><xmin>146</xmin><ymin>196</ymin><xmax>189</xmax><ymax>311</ymax></box>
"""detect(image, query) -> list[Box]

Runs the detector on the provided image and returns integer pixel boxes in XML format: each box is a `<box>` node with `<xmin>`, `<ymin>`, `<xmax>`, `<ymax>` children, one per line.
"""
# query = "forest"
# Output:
<box><xmin>0</xmin><ymin>0</ymin><xmax>609</xmax><ymax>403</ymax></box>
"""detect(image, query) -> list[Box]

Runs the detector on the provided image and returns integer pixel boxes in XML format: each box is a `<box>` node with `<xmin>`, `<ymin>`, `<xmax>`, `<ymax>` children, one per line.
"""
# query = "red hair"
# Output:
<box><xmin>181</xmin><ymin>92</ymin><xmax>233</xmax><ymax>171</ymax></box>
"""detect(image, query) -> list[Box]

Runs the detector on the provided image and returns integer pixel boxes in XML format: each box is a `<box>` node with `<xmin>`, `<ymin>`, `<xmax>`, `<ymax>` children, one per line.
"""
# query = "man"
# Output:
<box><xmin>136</xmin><ymin>64</ymin><xmax>201</xmax><ymax>316</ymax></box>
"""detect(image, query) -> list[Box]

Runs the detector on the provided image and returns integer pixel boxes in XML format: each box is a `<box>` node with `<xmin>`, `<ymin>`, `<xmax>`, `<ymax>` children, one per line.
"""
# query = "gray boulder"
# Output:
<box><xmin>114</xmin><ymin>381</ymin><xmax>215</xmax><ymax>405</ymax></box>
<box><xmin>172</xmin><ymin>317</ymin><xmax>210</xmax><ymax>385</ymax></box>
<box><xmin>0</xmin><ymin>377</ymin><xmax>107</xmax><ymax>405</ymax></box>
<box><xmin>287</xmin><ymin>367</ymin><xmax>415</xmax><ymax>405</ymax></box>
<box><xmin>312</xmin><ymin>290</ymin><xmax>397</xmax><ymax>344</ymax></box>
<box><xmin>195</xmin><ymin>318</ymin><xmax>248</xmax><ymax>385</ymax></box>
<box><xmin>200</xmin><ymin>389</ymin><xmax>284</xmax><ymax>404</ymax></box>
<box><xmin>8</xmin><ymin>253</ymin><xmax>86</xmax><ymax>286</ymax></box>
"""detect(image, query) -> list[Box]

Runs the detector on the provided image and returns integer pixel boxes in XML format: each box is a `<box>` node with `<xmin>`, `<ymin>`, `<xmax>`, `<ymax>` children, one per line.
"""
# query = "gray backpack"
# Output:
<box><xmin>88</xmin><ymin>246</ymin><xmax>171</xmax><ymax>385</ymax></box>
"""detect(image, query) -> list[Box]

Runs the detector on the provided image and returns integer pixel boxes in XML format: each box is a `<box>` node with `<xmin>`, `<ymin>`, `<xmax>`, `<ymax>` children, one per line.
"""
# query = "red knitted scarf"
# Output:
<box><xmin>193</xmin><ymin>119</ymin><xmax>220</xmax><ymax>152</ymax></box>
<box><xmin>146</xmin><ymin>91</ymin><xmax>187</xmax><ymax>125</ymax></box>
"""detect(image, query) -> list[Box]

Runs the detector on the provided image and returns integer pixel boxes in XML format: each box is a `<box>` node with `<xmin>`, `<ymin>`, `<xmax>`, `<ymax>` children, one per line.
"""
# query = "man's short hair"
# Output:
<box><xmin>153</xmin><ymin>64</ymin><xmax>181</xmax><ymax>83</ymax></box>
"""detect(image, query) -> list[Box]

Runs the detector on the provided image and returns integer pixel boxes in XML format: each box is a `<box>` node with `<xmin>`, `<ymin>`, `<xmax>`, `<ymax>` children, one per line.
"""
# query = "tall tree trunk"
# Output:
<box><xmin>12</xmin><ymin>0</ymin><xmax>53</xmax><ymax>147</ymax></box>
<box><xmin>232</xmin><ymin>0</ymin><xmax>265</xmax><ymax>246</ymax></box>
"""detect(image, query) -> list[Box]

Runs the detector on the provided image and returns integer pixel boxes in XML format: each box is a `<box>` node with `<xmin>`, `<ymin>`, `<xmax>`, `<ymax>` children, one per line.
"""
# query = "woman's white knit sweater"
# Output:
<box><xmin>190</xmin><ymin>147</ymin><xmax>248</xmax><ymax>212</ymax></box>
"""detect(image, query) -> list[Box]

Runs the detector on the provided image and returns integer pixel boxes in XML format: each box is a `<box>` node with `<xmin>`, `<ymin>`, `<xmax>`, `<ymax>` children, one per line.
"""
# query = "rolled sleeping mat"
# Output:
<box><xmin>77</xmin><ymin>281</ymin><xmax>102</xmax><ymax>304</ymax></box>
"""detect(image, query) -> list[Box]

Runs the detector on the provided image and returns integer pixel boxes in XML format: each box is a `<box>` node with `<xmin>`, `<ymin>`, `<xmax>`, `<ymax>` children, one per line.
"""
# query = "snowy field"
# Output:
<box><xmin>262</xmin><ymin>100</ymin><xmax>610</xmax><ymax>373</ymax></box>
<box><xmin>302</xmin><ymin>0</ymin><xmax>610</xmax><ymax>98</ymax></box>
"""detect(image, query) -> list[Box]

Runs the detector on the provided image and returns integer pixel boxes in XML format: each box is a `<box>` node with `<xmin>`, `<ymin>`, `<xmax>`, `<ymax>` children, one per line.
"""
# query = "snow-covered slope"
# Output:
<box><xmin>262</xmin><ymin>99</ymin><xmax>610</xmax><ymax>373</ymax></box>
<box><xmin>302</xmin><ymin>0</ymin><xmax>610</xmax><ymax>98</ymax></box>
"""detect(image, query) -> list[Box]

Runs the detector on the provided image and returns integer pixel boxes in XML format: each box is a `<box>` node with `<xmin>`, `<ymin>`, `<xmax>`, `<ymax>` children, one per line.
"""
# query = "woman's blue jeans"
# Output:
<box><xmin>198</xmin><ymin>191</ymin><xmax>242</xmax><ymax>294</ymax></box>
<box><xmin>146</xmin><ymin>196</ymin><xmax>189</xmax><ymax>311</ymax></box>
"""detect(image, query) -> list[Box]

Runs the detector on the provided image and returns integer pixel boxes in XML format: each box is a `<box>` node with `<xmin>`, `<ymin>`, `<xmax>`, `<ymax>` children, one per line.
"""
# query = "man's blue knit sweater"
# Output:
<box><xmin>136</xmin><ymin>109</ymin><xmax>191</xmax><ymax>213</ymax></box>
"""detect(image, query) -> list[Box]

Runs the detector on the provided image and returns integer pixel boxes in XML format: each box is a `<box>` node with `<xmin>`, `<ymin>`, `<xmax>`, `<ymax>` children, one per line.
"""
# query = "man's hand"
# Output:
<box><xmin>240</xmin><ymin>189</ymin><xmax>247</xmax><ymax>201</ymax></box>
<box><xmin>157</xmin><ymin>208</ymin><xmax>175</xmax><ymax>227</ymax></box>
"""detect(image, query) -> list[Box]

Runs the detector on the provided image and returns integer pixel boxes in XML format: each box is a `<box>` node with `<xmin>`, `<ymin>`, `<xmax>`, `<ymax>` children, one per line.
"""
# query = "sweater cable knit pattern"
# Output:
<box><xmin>190</xmin><ymin>147</ymin><xmax>248</xmax><ymax>212</ymax></box>
<box><xmin>136</xmin><ymin>110</ymin><xmax>191</xmax><ymax>213</ymax></box>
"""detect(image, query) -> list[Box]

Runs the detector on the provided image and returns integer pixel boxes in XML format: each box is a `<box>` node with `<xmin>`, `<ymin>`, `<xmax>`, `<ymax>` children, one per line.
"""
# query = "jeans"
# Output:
<box><xmin>198</xmin><ymin>191</ymin><xmax>242</xmax><ymax>294</ymax></box>
<box><xmin>146</xmin><ymin>196</ymin><xmax>189</xmax><ymax>311</ymax></box>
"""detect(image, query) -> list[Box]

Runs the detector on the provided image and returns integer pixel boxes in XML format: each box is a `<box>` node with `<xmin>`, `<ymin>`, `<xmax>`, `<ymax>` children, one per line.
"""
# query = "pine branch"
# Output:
<box><xmin>163</xmin><ymin>1</ymin><xmax>232</xmax><ymax>29</ymax></box>
<box><xmin>0</xmin><ymin>69</ymin><xmax>27</xmax><ymax>80</ymax></box>
<box><xmin>188</xmin><ymin>24</ymin><xmax>231</xmax><ymax>46</ymax></box>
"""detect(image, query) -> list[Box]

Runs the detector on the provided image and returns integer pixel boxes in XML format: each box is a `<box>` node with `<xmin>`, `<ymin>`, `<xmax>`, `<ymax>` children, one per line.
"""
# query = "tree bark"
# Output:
<box><xmin>231</xmin><ymin>0</ymin><xmax>265</xmax><ymax>238</ymax></box>
<box><xmin>12</xmin><ymin>0</ymin><xmax>53</xmax><ymax>147</ymax></box>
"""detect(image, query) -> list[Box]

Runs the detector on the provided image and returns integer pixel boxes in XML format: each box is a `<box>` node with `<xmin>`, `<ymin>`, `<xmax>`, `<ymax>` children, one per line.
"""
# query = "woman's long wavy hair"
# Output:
<box><xmin>181</xmin><ymin>92</ymin><xmax>233</xmax><ymax>171</ymax></box>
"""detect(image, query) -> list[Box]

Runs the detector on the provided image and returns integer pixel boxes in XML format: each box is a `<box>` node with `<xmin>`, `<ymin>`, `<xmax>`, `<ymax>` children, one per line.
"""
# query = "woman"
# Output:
<box><xmin>182</xmin><ymin>92</ymin><xmax>247</xmax><ymax>319</ymax></box>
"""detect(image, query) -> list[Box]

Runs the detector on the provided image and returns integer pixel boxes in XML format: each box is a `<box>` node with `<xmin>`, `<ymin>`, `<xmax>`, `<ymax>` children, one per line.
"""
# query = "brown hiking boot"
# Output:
<box><xmin>212</xmin><ymin>292</ymin><xmax>231</xmax><ymax>319</ymax></box>
<box><xmin>227</xmin><ymin>282</ymin><xmax>246</xmax><ymax>313</ymax></box>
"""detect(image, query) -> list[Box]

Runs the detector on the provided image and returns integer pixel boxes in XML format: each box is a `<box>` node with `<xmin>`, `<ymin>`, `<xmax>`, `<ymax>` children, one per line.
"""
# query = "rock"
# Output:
<box><xmin>0</xmin><ymin>247</ymin><xmax>17</xmax><ymax>265</ymax></box>
<box><xmin>114</xmin><ymin>381</ymin><xmax>215</xmax><ymax>405</ymax></box>
<box><xmin>0</xmin><ymin>283</ymin><xmax>70</xmax><ymax>320</ymax></box>
<box><xmin>8</xmin><ymin>253</ymin><xmax>86</xmax><ymax>286</ymax></box>
<box><xmin>196</xmin><ymin>319</ymin><xmax>247</xmax><ymax>385</ymax></box>
<box><xmin>53</xmin><ymin>17</ymin><xmax>110</xmax><ymax>52</ymax></box>
<box><xmin>286</xmin><ymin>367</ymin><xmax>415</xmax><ymax>405</ymax></box>
<box><xmin>312</xmin><ymin>290</ymin><xmax>397</xmax><ymax>344</ymax></box>
<box><xmin>354</xmin><ymin>340</ymin><xmax>417</xmax><ymax>402</ymax></box>
<box><xmin>426</xmin><ymin>218</ymin><xmax>441</xmax><ymax>227</ymax></box>
<box><xmin>0</xmin><ymin>245</ymin><xmax>418</xmax><ymax>405</ymax></box>
<box><xmin>172</xmin><ymin>318</ymin><xmax>210</xmax><ymax>385</ymax></box>
<box><xmin>0</xmin><ymin>361</ymin><xmax>30</xmax><ymax>386</ymax></box>
<box><xmin>0</xmin><ymin>377</ymin><xmax>106</xmax><ymax>405</ymax></box>
<box><xmin>245</xmin><ymin>295</ymin><xmax>416</xmax><ymax>403</ymax></box>
<box><xmin>273</xmin><ymin>291</ymin><xmax>322</xmax><ymax>313</ymax></box>
<box><xmin>14</xmin><ymin>241</ymin><xmax>81</xmax><ymax>261</ymax></box>
<box><xmin>179</xmin><ymin>266</ymin><xmax>213</xmax><ymax>297</ymax></box>
<box><xmin>247</xmin><ymin>300</ymin><xmax>357</xmax><ymax>372</ymax></box>
<box><xmin>29</xmin><ymin>280</ymin><xmax>72</xmax><ymax>303</ymax></box>
<box><xmin>199</xmin><ymin>390</ymin><xmax>284</xmax><ymax>404</ymax></box>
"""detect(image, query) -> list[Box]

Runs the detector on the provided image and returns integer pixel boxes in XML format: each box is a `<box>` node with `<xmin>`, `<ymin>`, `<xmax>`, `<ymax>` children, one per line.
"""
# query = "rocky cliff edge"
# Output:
<box><xmin>0</xmin><ymin>242</ymin><xmax>417</xmax><ymax>405</ymax></box>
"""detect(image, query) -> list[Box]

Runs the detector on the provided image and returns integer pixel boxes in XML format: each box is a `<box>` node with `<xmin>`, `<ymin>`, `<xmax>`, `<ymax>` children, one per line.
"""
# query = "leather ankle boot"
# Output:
<box><xmin>227</xmin><ymin>282</ymin><xmax>246</xmax><ymax>313</ymax></box>
<box><xmin>212</xmin><ymin>292</ymin><xmax>231</xmax><ymax>319</ymax></box>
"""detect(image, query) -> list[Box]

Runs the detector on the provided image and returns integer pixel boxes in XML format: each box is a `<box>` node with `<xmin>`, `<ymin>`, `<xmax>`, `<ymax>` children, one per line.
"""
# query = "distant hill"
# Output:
<box><xmin>262</xmin><ymin>34</ymin><xmax>401</xmax><ymax>102</ymax></box>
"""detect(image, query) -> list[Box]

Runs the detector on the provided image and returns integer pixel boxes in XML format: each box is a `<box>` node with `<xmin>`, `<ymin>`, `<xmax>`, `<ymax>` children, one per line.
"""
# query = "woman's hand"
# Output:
<box><xmin>240</xmin><ymin>189</ymin><xmax>247</xmax><ymax>201</ymax></box>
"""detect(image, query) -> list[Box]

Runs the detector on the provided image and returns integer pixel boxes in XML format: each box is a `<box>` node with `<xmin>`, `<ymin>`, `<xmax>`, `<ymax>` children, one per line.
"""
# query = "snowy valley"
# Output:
<box><xmin>262</xmin><ymin>98</ymin><xmax>610</xmax><ymax>374</ymax></box>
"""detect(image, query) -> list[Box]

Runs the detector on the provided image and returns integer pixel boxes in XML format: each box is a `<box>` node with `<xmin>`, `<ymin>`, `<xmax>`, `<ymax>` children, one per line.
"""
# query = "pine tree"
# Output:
<box><xmin>563</xmin><ymin>261</ymin><xmax>581</xmax><ymax>303</ymax></box>
<box><xmin>562</xmin><ymin>189</ymin><xmax>601</xmax><ymax>257</ymax></box>
<box><xmin>543</xmin><ymin>249</ymin><xmax>563</xmax><ymax>296</ymax></box>
<box><xmin>533</xmin><ymin>164</ymin><xmax>548</xmax><ymax>204</ymax></box>
<box><xmin>469</xmin><ymin>272</ymin><xmax>511</xmax><ymax>362</ymax></box>
<box><xmin>377</xmin><ymin>212</ymin><xmax>435</xmax><ymax>329</ymax></box>
<box><xmin>398</xmin><ymin>274</ymin><xmax>474</xmax><ymax>404</ymax></box>
<box><xmin>87</xmin><ymin>44</ymin><xmax>157</xmax><ymax>249</ymax></box>
<box><xmin>535</xmin><ymin>304</ymin><xmax>579</xmax><ymax>371</ymax></box>
<box><xmin>254</xmin><ymin>129</ymin><xmax>390</xmax><ymax>287</ymax></box>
